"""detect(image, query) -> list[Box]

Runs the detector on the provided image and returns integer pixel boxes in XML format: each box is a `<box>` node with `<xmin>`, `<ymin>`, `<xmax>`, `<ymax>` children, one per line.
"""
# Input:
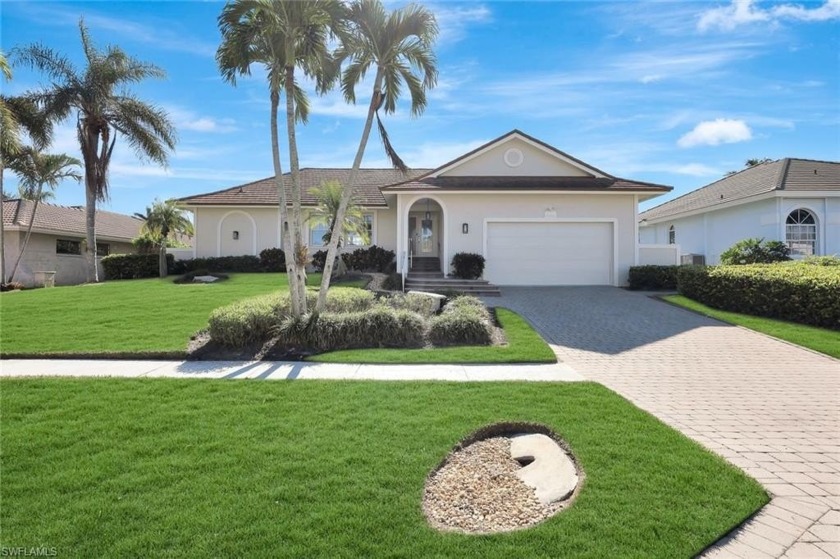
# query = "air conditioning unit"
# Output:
<box><xmin>681</xmin><ymin>254</ymin><xmax>706</xmax><ymax>266</ymax></box>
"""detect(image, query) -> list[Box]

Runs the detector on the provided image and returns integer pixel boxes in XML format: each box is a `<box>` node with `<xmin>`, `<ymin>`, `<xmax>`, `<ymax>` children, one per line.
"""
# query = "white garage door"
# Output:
<box><xmin>485</xmin><ymin>221</ymin><xmax>613</xmax><ymax>285</ymax></box>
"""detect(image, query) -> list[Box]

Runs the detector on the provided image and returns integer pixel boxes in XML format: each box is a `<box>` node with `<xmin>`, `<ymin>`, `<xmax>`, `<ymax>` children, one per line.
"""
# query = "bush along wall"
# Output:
<box><xmin>451</xmin><ymin>253</ymin><xmax>486</xmax><ymax>280</ymax></box>
<box><xmin>170</xmin><ymin>255</ymin><xmax>264</xmax><ymax>275</ymax></box>
<box><xmin>677</xmin><ymin>263</ymin><xmax>840</xmax><ymax>330</ymax></box>
<box><xmin>628</xmin><ymin>265</ymin><xmax>681</xmax><ymax>290</ymax></box>
<box><xmin>102</xmin><ymin>253</ymin><xmax>175</xmax><ymax>280</ymax></box>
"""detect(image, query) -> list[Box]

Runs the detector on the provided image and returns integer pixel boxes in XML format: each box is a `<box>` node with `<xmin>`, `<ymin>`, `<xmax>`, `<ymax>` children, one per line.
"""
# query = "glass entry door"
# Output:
<box><xmin>409</xmin><ymin>213</ymin><xmax>438</xmax><ymax>256</ymax></box>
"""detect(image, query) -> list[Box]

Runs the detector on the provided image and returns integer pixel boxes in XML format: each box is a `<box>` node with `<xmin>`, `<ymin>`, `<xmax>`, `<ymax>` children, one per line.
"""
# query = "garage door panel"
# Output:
<box><xmin>486</xmin><ymin>221</ymin><xmax>613</xmax><ymax>286</ymax></box>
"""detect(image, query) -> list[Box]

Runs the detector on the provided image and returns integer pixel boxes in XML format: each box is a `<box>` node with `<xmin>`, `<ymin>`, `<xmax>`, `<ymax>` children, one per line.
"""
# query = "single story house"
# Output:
<box><xmin>177</xmin><ymin>130</ymin><xmax>673</xmax><ymax>286</ymax></box>
<box><xmin>2</xmin><ymin>199</ymin><xmax>141</xmax><ymax>286</ymax></box>
<box><xmin>639</xmin><ymin>158</ymin><xmax>840</xmax><ymax>264</ymax></box>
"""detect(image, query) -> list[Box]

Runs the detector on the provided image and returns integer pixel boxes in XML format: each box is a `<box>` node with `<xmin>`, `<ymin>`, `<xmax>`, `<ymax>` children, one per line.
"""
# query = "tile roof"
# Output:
<box><xmin>380</xmin><ymin>175</ymin><xmax>672</xmax><ymax>193</ymax></box>
<box><xmin>176</xmin><ymin>168</ymin><xmax>431</xmax><ymax>207</ymax></box>
<box><xmin>2</xmin><ymin>199</ymin><xmax>143</xmax><ymax>241</ymax></box>
<box><xmin>640</xmin><ymin>158</ymin><xmax>839</xmax><ymax>222</ymax></box>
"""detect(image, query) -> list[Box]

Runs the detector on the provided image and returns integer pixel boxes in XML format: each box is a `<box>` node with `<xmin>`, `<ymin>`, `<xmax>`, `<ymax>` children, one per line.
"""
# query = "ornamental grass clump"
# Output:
<box><xmin>429</xmin><ymin>296</ymin><xmax>493</xmax><ymax>346</ymax></box>
<box><xmin>279</xmin><ymin>307</ymin><xmax>425</xmax><ymax>350</ymax></box>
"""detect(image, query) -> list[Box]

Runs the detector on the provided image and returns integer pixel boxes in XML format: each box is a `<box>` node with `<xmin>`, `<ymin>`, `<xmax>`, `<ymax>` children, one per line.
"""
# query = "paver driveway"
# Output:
<box><xmin>495</xmin><ymin>287</ymin><xmax>840</xmax><ymax>559</ymax></box>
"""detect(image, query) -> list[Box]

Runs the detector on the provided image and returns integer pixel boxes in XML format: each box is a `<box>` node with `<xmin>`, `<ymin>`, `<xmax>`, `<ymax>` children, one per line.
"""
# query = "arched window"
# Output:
<box><xmin>668</xmin><ymin>225</ymin><xmax>675</xmax><ymax>245</ymax></box>
<box><xmin>786</xmin><ymin>209</ymin><xmax>817</xmax><ymax>257</ymax></box>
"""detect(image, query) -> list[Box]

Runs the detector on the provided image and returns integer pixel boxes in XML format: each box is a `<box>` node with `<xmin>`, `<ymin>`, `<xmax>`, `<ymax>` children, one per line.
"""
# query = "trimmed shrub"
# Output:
<box><xmin>102</xmin><ymin>253</ymin><xmax>175</xmax><ymax>280</ymax></box>
<box><xmin>802</xmin><ymin>255</ymin><xmax>840</xmax><ymax>266</ymax></box>
<box><xmin>341</xmin><ymin>245</ymin><xmax>395</xmax><ymax>273</ymax></box>
<box><xmin>451</xmin><ymin>252</ymin><xmax>486</xmax><ymax>280</ymax></box>
<box><xmin>170</xmin><ymin>255</ymin><xmax>263</xmax><ymax>275</ymax></box>
<box><xmin>206</xmin><ymin>287</ymin><xmax>374</xmax><ymax>347</ymax></box>
<box><xmin>429</xmin><ymin>295</ymin><xmax>493</xmax><ymax>346</ymax></box>
<box><xmin>677</xmin><ymin>263</ymin><xmax>840</xmax><ymax>329</ymax></box>
<box><xmin>381</xmin><ymin>292</ymin><xmax>440</xmax><ymax>317</ymax></box>
<box><xmin>259</xmin><ymin>248</ymin><xmax>286</xmax><ymax>272</ymax></box>
<box><xmin>279</xmin><ymin>307</ymin><xmax>425</xmax><ymax>350</ymax></box>
<box><xmin>628</xmin><ymin>265</ymin><xmax>680</xmax><ymax>291</ymax></box>
<box><xmin>720</xmin><ymin>238</ymin><xmax>791</xmax><ymax>265</ymax></box>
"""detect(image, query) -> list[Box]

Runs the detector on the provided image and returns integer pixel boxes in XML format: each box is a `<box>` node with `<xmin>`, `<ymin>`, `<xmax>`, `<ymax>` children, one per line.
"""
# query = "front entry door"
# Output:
<box><xmin>409</xmin><ymin>213</ymin><xmax>438</xmax><ymax>257</ymax></box>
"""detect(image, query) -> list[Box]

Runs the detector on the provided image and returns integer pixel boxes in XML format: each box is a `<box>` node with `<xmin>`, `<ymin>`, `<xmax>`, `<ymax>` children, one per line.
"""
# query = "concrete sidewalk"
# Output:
<box><xmin>0</xmin><ymin>359</ymin><xmax>584</xmax><ymax>382</ymax></box>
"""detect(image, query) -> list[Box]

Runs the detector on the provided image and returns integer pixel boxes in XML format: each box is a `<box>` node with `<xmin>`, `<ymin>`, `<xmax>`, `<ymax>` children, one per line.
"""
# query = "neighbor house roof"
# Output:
<box><xmin>380</xmin><ymin>175</ymin><xmax>671</xmax><ymax>193</ymax></box>
<box><xmin>2</xmin><ymin>199</ymin><xmax>143</xmax><ymax>241</ymax></box>
<box><xmin>640</xmin><ymin>158</ymin><xmax>839</xmax><ymax>222</ymax></box>
<box><xmin>176</xmin><ymin>168</ymin><xmax>431</xmax><ymax>207</ymax></box>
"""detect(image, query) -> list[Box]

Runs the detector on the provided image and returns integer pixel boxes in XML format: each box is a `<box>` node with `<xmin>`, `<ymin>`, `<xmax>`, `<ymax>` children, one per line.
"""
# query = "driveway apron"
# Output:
<box><xmin>494</xmin><ymin>287</ymin><xmax>840</xmax><ymax>559</ymax></box>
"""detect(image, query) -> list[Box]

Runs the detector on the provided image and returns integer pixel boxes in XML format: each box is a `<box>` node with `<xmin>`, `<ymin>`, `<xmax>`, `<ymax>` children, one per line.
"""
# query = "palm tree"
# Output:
<box><xmin>6</xmin><ymin>148</ymin><xmax>81</xmax><ymax>282</ymax></box>
<box><xmin>135</xmin><ymin>199</ymin><xmax>194</xmax><ymax>277</ymax></box>
<box><xmin>217</xmin><ymin>0</ymin><xmax>343</xmax><ymax>318</ymax></box>
<box><xmin>315</xmin><ymin>0</ymin><xmax>437</xmax><ymax>312</ymax></box>
<box><xmin>0</xmin><ymin>50</ymin><xmax>54</xmax><ymax>284</ymax></box>
<box><xmin>14</xmin><ymin>21</ymin><xmax>176</xmax><ymax>283</ymax></box>
<box><xmin>309</xmin><ymin>180</ymin><xmax>369</xmax><ymax>246</ymax></box>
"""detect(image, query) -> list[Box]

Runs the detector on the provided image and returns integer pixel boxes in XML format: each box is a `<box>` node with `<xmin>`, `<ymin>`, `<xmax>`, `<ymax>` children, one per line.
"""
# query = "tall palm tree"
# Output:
<box><xmin>135</xmin><ymin>199</ymin><xmax>194</xmax><ymax>277</ymax></box>
<box><xmin>217</xmin><ymin>0</ymin><xmax>343</xmax><ymax>317</ymax></box>
<box><xmin>315</xmin><ymin>0</ymin><xmax>437</xmax><ymax>312</ymax></box>
<box><xmin>6</xmin><ymin>148</ymin><xmax>81</xmax><ymax>282</ymax></box>
<box><xmin>0</xmin><ymin>50</ymin><xmax>54</xmax><ymax>284</ymax></box>
<box><xmin>14</xmin><ymin>21</ymin><xmax>176</xmax><ymax>283</ymax></box>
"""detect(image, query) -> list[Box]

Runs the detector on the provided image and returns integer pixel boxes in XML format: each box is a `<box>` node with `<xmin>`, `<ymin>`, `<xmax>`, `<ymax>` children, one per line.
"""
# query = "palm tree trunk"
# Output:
<box><xmin>0</xmin><ymin>165</ymin><xmax>6</xmax><ymax>285</ymax></box>
<box><xmin>284</xmin><ymin>60</ymin><xmax>308</xmax><ymax>316</ymax></box>
<box><xmin>9</xmin><ymin>188</ymin><xmax>42</xmax><ymax>283</ymax></box>
<box><xmin>269</xmin><ymin>88</ymin><xmax>298</xmax><ymax>316</ymax></box>
<box><xmin>159</xmin><ymin>243</ymin><xmax>167</xmax><ymax>278</ymax></box>
<box><xmin>82</xmin><ymin>125</ymin><xmax>100</xmax><ymax>283</ymax></box>
<box><xmin>315</xmin><ymin>70</ymin><xmax>384</xmax><ymax>313</ymax></box>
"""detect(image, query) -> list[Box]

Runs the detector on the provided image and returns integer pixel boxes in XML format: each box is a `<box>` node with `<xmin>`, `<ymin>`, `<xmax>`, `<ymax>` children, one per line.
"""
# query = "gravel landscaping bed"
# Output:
<box><xmin>423</xmin><ymin>437</ymin><xmax>574</xmax><ymax>534</ymax></box>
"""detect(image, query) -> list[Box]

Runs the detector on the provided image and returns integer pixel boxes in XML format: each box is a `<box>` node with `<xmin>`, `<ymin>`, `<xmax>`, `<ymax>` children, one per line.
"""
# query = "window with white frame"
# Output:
<box><xmin>785</xmin><ymin>209</ymin><xmax>817</xmax><ymax>257</ymax></box>
<box><xmin>309</xmin><ymin>222</ymin><xmax>330</xmax><ymax>247</ymax></box>
<box><xmin>347</xmin><ymin>214</ymin><xmax>373</xmax><ymax>246</ymax></box>
<box><xmin>668</xmin><ymin>225</ymin><xmax>675</xmax><ymax>245</ymax></box>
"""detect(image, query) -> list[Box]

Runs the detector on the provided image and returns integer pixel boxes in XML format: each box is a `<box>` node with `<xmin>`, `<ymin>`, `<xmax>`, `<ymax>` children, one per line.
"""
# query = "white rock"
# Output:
<box><xmin>193</xmin><ymin>275</ymin><xmax>219</xmax><ymax>283</ymax></box>
<box><xmin>509</xmin><ymin>434</ymin><xmax>578</xmax><ymax>504</ymax></box>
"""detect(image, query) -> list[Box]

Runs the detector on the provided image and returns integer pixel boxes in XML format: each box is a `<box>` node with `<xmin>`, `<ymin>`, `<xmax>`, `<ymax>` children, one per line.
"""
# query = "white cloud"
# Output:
<box><xmin>161</xmin><ymin>105</ymin><xmax>239</xmax><ymax>134</ymax></box>
<box><xmin>698</xmin><ymin>0</ymin><xmax>840</xmax><ymax>32</ymax></box>
<box><xmin>639</xmin><ymin>75</ymin><xmax>662</xmax><ymax>84</ymax></box>
<box><xmin>432</xmin><ymin>4</ymin><xmax>492</xmax><ymax>44</ymax></box>
<box><xmin>677</xmin><ymin>119</ymin><xmax>753</xmax><ymax>148</ymax></box>
<box><xmin>670</xmin><ymin>163</ymin><xmax>722</xmax><ymax>176</ymax></box>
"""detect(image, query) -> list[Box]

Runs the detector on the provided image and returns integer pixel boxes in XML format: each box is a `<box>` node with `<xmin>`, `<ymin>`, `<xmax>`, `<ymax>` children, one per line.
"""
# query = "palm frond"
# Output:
<box><xmin>375</xmin><ymin>111</ymin><xmax>407</xmax><ymax>173</ymax></box>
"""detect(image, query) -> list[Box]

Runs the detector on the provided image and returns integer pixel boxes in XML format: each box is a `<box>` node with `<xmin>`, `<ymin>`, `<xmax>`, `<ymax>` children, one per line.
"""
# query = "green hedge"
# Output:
<box><xmin>170</xmin><ymin>255</ymin><xmax>264</xmax><ymax>275</ymax></box>
<box><xmin>628</xmin><ymin>265</ymin><xmax>681</xmax><ymax>290</ymax></box>
<box><xmin>677</xmin><ymin>264</ymin><xmax>840</xmax><ymax>330</ymax></box>
<box><xmin>207</xmin><ymin>288</ymin><xmax>375</xmax><ymax>347</ymax></box>
<box><xmin>342</xmin><ymin>245</ymin><xmax>395</xmax><ymax>273</ymax></box>
<box><xmin>102</xmin><ymin>253</ymin><xmax>175</xmax><ymax>280</ymax></box>
<box><xmin>451</xmin><ymin>252</ymin><xmax>485</xmax><ymax>280</ymax></box>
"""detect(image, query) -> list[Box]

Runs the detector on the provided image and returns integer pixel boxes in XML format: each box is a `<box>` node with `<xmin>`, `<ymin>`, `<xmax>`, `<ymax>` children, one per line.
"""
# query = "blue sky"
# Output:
<box><xmin>2</xmin><ymin>0</ymin><xmax>839</xmax><ymax>215</ymax></box>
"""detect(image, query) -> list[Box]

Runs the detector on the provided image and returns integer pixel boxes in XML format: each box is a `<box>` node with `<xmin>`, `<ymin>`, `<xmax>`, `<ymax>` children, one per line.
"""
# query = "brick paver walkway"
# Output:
<box><xmin>496</xmin><ymin>287</ymin><xmax>840</xmax><ymax>558</ymax></box>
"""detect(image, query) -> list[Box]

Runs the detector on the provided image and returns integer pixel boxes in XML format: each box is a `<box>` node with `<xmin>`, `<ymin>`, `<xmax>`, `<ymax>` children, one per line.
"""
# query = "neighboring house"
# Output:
<box><xmin>2</xmin><ymin>199</ymin><xmax>141</xmax><ymax>286</ymax></box>
<box><xmin>639</xmin><ymin>159</ymin><xmax>840</xmax><ymax>264</ymax></box>
<box><xmin>177</xmin><ymin>130</ymin><xmax>672</xmax><ymax>286</ymax></box>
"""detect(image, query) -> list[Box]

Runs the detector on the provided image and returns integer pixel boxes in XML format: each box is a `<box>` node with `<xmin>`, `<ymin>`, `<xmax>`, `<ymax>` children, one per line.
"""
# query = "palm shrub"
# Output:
<box><xmin>720</xmin><ymin>238</ymin><xmax>791</xmax><ymax>265</ymax></box>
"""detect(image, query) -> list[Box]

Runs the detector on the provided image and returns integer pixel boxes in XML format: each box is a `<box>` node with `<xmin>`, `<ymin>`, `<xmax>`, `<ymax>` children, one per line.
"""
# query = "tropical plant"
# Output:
<box><xmin>725</xmin><ymin>157</ymin><xmax>774</xmax><ymax>177</ymax></box>
<box><xmin>720</xmin><ymin>237</ymin><xmax>791</xmax><ymax>265</ymax></box>
<box><xmin>15</xmin><ymin>21</ymin><xmax>176</xmax><ymax>283</ymax></box>
<box><xmin>309</xmin><ymin>180</ymin><xmax>369</xmax><ymax>246</ymax></box>
<box><xmin>6</xmin><ymin>147</ymin><xmax>81</xmax><ymax>282</ymax></box>
<box><xmin>217</xmin><ymin>0</ymin><xmax>344</xmax><ymax>318</ymax></box>
<box><xmin>134</xmin><ymin>199</ymin><xmax>194</xmax><ymax>277</ymax></box>
<box><xmin>315</xmin><ymin>0</ymin><xmax>438</xmax><ymax>313</ymax></box>
<box><xmin>0</xmin><ymin>50</ymin><xmax>54</xmax><ymax>284</ymax></box>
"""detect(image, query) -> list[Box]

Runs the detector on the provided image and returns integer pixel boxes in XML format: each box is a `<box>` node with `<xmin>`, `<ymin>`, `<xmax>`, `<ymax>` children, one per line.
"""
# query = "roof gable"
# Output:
<box><xmin>430</xmin><ymin>130</ymin><xmax>611</xmax><ymax>178</ymax></box>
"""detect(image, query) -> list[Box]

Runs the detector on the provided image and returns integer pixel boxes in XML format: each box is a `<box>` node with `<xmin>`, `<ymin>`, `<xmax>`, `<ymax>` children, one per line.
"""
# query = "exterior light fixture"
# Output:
<box><xmin>232</xmin><ymin>231</ymin><xmax>239</xmax><ymax>240</ymax></box>
<box><xmin>462</xmin><ymin>223</ymin><xmax>469</xmax><ymax>234</ymax></box>
<box><xmin>424</xmin><ymin>198</ymin><xmax>431</xmax><ymax>221</ymax></box>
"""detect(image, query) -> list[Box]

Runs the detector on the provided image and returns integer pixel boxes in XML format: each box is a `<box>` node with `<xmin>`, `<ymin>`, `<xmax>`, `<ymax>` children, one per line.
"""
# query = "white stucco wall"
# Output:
<box><xmin>3</xmin><ymin>231</ymin><xmax>134</xmax><ymax>287</ymax></box>
<box><xmin>192</xmin><ymin>206</ymin><xmax>398</xmax><ymax>258</ymax></box>
<box><xmin>639</xmin><ymin>195</ymin><xmax>839</xmax><ymax>264</ymax></box>
<box><xmin>397</xmin><ymin>192</ymin><xmax>637</xmax><ymax>285</ymax></box>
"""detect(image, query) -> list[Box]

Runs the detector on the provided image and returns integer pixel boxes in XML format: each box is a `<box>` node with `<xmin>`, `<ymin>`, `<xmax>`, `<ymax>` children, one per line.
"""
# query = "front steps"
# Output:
<box><xmin>405</xmin><ymin>275</ymin><xmax>501</xmax><ymax>296</ymax></box>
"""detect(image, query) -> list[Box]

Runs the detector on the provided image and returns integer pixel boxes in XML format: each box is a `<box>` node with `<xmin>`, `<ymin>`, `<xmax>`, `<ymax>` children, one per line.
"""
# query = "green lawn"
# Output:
<box><xmin>664</xmin><ymin>295</ymin><xmax>840</xmax><ymax>359</ymax></box>
<box><xmin>0</xmin><ymin>274</ymin><xmax>337</xmax><ymax>357</ymax></box>
<box><xmin>1</xmin><ymin>379</ymin><xmax>767</xmax><ymax>558</ymax></box>
<box><xmin>310</xmin><ymin>308</ymin><xmax>556</xmax><ymax>364</ymax></box>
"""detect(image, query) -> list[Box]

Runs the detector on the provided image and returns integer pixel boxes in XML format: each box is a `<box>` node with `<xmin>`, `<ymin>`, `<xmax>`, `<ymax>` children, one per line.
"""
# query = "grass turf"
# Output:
<box><xmin>0</xmin><ymin>273</ymin><xmax>361</xmax><ymax>357</ymax></box>
<box><xmin>308</xmin><ymin>308</ymin><xmax>557</xmax><ymax>364</ymax></box>
<box><xmin>0</xmin><ymin>379</ymin><xmax>767</xmax><ymax>558</ymax></box>
<box><xmin>664</xmin><ymin>295</ymin><xmax>840</xmax><ymax>359</ymax></box>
